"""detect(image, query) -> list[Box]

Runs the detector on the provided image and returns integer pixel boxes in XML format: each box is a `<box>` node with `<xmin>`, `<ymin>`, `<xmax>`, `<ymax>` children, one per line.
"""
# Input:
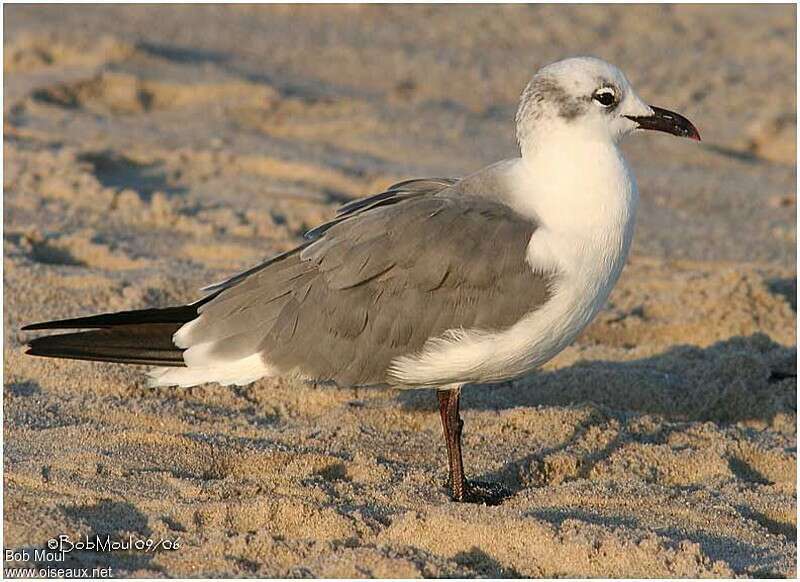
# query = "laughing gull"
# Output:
<box><xmin>24</xmin><ymin>57</ymin><xmax>699</xmax><ymax>503</ymax></box>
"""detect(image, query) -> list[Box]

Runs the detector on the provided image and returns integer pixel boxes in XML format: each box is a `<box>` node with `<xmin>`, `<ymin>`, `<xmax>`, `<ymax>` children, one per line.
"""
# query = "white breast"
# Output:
<box><xmin>389</xmin><ymin>139</ymin><xmax>638</xmax><ymax>387</ymax></box>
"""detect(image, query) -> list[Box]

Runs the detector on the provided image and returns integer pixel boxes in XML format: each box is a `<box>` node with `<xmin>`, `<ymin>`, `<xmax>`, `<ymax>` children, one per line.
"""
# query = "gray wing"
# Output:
<box><xmin>180</xmin><ymin>178</ymin><xmax>553</xmax><ymax>387</ymax></box>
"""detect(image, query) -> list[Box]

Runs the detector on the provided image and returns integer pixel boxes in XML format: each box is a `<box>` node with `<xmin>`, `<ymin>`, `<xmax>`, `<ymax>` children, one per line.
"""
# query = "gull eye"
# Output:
<box><xmin>593</xmin><ymin>88</ymin><xmax>616</xmax><ymax>107</ymax></box>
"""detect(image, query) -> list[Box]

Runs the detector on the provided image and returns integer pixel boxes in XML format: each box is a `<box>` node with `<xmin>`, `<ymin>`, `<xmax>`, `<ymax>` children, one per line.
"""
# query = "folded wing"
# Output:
<box><xmin>175</xmin><ymin>179</ymin><xmax>552</xmax><ymax>387</ymax></box>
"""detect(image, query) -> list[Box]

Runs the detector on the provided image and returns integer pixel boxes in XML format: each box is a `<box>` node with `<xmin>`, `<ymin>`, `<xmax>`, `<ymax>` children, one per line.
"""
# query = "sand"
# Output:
<box><xmin>3</xmin><ymin>4</ymin><xmax>796</xmax><ymax>578</ymax></box>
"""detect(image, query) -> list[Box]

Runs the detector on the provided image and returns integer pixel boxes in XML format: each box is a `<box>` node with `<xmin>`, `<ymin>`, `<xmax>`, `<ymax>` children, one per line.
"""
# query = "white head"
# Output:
<box><xmin>516</xmin><ymin>57</ymin><xmax>699</xmax><ymax>155</ymax></box>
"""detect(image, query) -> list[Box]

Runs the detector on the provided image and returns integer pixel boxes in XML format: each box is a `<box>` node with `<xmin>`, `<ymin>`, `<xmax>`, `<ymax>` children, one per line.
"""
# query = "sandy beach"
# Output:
<box><xmin>3</xmin><ymin>4</ymin><xmax>796</xmax><ymax>577</ymax></box>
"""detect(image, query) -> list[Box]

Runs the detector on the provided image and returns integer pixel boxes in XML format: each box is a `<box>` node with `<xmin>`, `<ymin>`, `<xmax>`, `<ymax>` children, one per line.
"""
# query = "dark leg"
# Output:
<box><xmin>437</xmin><ymin>387</ymin><xmax>466</xmax><ymax>501</ymax></box>
<box><xmin>436</xmin><ymin>386</ymin><xmax>512</xmax><ymax>505</ymax></box>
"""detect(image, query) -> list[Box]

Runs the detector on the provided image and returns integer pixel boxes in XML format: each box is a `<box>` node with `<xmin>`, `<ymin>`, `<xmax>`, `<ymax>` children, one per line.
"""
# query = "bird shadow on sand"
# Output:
<box><xmin>397</xmin><ymin>332</ymin><xmax>795</xmax><ymax>426</ymax></box>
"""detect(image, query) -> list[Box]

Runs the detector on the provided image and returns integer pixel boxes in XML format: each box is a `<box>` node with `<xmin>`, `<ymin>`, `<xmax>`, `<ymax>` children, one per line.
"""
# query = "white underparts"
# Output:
<box><xmin>388</xmin><ymin>135</ymin><xmax>638</xmax><ymax>388</ymax></box>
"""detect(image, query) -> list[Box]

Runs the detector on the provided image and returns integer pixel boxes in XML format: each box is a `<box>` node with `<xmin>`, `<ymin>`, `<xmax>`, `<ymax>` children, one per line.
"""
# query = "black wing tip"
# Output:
<box><xmin>24</xmin><ymin>346</ymin><xmax>60</xmax><ymax>359</ymax></box>
<box><xmin>22</xmin><ymin>321</ymin><xmax>70</xmax><ymax>331</ymax></box>
<box><xmin>23</xmin><ymin>338</ymin><xmax>185</xmax><ymax>366</ymax></box>
<box><xmin>20</xmin><ymin>305</ymin><xmax>200</xmax><ymax>333</ymax></box>
<box><xmin>24</xmin><ymin>343</ymin><xmax>64</xmax><ymax>358</ymax></box>
<box><xmin>21</xmin><ymin>315</ymin><xmax>112</xmax><ymax>331</ymax></box>
<box><xmin>25</xmin><ymin>335</ymin><xmax>64</xmax><ymax>354</ymax></box>
<box><xmin>21</xmin><ymin>321</ymin><xmax>105</xmax><ymax>332</ymax></box>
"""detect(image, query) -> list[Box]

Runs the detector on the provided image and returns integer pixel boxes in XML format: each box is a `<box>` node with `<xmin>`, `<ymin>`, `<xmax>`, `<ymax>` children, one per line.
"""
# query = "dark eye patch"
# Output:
<box><xmin>593</xmin><ymin>87</ymin><xmax>617</xmax><ymax>108</ymax></box>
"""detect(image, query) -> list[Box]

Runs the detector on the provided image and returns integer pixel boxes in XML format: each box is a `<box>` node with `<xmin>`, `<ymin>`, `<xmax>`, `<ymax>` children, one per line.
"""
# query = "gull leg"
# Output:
<box><xmin>436</xmin><ymin>385</ymin><xmax>512</xmax><ymax>505</ymax></box>
<box><xmin>437</xmin><ymin>386</ymin><xmax>466</xmax><ymax>501</ymax></box>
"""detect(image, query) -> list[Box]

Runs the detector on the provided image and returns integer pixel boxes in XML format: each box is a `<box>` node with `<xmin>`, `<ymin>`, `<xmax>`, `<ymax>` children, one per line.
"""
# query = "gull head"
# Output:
<box><xmin>516</xmin><ymin>56</ymin><xmax>700</xmax><ymax>153</ymax></box>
